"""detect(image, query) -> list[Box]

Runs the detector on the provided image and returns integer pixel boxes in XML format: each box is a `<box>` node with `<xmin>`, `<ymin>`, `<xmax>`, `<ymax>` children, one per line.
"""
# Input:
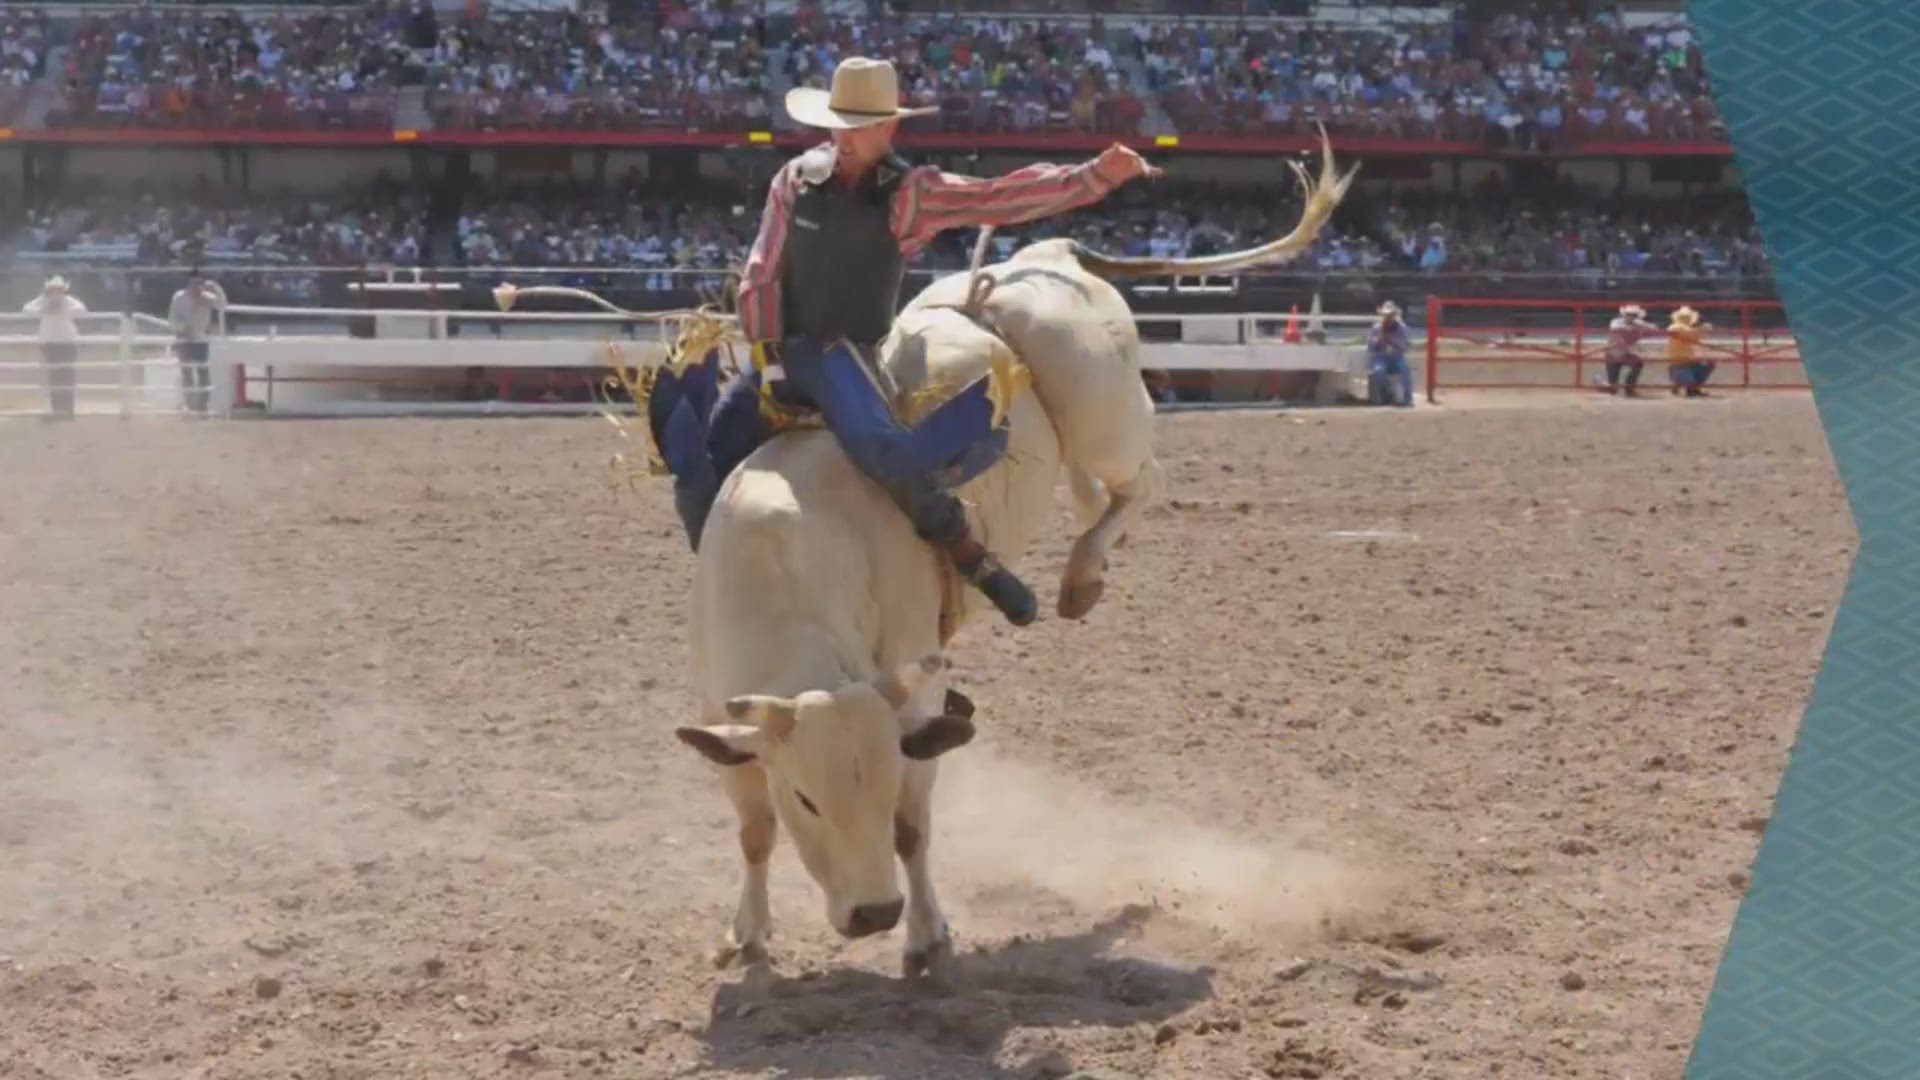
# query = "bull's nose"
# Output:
<box><xmin>844</xmin><ymin>899</ymin><xmax>905</xmax><ymax>939</ymax></box>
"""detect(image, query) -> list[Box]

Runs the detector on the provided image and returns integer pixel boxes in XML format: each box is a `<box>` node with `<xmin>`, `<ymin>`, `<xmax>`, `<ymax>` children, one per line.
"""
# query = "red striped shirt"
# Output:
<box><xmin>735</xmin><ymin>143</ymin><xmax>1117</xmax><ymax>343</ymax></box>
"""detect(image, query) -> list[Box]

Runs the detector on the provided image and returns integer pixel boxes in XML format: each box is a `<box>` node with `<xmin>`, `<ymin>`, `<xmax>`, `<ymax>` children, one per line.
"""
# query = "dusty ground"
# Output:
<box><xmin>0</xmin><ymin>392</ymin><xmax>1852</xmax><ymax>1080</ymax></box>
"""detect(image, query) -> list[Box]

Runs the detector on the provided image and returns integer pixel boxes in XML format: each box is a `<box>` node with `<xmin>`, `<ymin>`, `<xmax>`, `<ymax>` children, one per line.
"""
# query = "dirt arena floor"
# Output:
<box><xmin>0</xmin><ymin>391</ymin><xmax>1852</xmax><ymax>1079</ymax></box>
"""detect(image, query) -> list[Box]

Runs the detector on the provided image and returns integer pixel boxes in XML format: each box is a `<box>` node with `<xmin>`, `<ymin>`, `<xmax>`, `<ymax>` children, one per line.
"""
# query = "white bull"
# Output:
<box><xmin>673</xmin><ymin>137</ymin><xmax>1357</xmax><ymax>979</ymax></box>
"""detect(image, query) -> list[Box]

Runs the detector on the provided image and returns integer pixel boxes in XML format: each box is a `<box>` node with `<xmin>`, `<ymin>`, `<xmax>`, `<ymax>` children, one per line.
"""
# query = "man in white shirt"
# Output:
<box><xmin>21</xmin><ymin>275</ymin><xmax>85</xmax><ymax>421</ymax></box>
<box><xmin>169</xmin><ymin>268</ymin><xmax>228</xmax><ymax>415</ymax></box>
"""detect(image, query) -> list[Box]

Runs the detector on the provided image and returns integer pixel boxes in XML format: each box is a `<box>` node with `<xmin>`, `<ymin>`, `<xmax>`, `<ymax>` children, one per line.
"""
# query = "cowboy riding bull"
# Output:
<box><xmin>613</xmin><ymin>57</ymin><xmax>1356</xmax><ymax>979</ymax></box>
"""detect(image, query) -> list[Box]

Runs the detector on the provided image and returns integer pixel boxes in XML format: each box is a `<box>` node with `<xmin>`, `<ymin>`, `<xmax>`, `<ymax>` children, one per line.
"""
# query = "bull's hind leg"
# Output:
<box><xmin>1058</xmin><ymin>455</ymin><xmax>1166</xmax><ymax>619</ymax></box>
<box><xmin>1066</xmin><ymin>462</ymin><xmax>1109</xmax><ymax>533</ymax></box>
<box><xmin>896</xmin><ymin>759</ymin><xmax>954</xmax><ymax>982</ymax></box>
<box><xmin>712</xmin><ymin>764</ymin><xmax>777</xmax><ymax>972</ymax></box>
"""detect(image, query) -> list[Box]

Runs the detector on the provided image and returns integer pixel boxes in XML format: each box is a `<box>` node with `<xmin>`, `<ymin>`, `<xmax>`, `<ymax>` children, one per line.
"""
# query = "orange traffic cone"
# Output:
<box><xmin>1283</xmin><ymin>304</ymin><xmax>1302</xmax><ymax>344</ymax></box>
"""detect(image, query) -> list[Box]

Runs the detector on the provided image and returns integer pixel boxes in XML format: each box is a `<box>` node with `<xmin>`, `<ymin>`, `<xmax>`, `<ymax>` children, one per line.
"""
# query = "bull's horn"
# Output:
<box><xmin>724</xmin><ymin>694</ymin><xmax>798</xmax><ymax>739</ymax></box>
<box><xmin>874</xmin><ymin>654</ymin><xmax>944</xmax><ymax>709</ymax></box>
<box><xmin>1070</xmin><ymin>125</ymin><xmax>1359</xmax><ymax>280</ymax></box>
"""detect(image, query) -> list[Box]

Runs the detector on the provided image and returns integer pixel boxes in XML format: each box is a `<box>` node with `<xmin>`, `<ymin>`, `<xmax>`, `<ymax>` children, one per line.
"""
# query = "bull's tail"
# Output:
<box><xmin>1069</xmin><ymin>126</ymin><xmax>1358</xmax><ymax>282</ymax></box>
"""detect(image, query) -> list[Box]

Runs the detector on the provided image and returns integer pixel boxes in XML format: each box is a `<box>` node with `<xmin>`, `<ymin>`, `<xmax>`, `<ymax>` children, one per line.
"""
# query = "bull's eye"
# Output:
<box><xmin>795</xmin><ymin>791</ymin><xmax>821</xmax><ymax>817</ymax></box>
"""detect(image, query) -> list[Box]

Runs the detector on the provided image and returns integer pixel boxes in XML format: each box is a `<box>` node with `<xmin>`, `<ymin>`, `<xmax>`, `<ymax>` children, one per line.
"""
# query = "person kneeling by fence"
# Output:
<box><xmin>1603</xmin><ymin>304</ymin><xmax>1658</xmax><ymax>397</ymax></box>
<box><xmin>1366</xmin><ymin>301</ymin><xmax>1413</xmax><ymax>407</ymax></box>
<box><xmin>1664</xmin><ymin>306</ymin><xmax>1715</xmax><ymax>398</ymax></box>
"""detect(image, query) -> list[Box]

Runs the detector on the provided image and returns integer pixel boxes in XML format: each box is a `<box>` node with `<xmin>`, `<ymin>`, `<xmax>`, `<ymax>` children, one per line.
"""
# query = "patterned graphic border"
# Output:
<box><xmin>1685</xmin><ymin>2</ymin><xmax>1920</xmax><ymax>1077</ymax></box>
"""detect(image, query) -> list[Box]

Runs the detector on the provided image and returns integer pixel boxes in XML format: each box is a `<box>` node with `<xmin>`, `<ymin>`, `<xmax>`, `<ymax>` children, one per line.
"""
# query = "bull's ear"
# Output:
<box><xmin>901</xmin><ymin>714</ymin><xmax>976</xmax><ymax>761</ymax></box>
<box><xmin>874</xmin><ymin>654</ymin><xmax>945</xmax><ymax>709</ymax></box>
<box><xmin>675</xmin><ymin>724</ymin><xmax>762</xmax><ymax>767</ymax></box>
<box><xmin>725</xmin><ymin>694</ymin><xmax>798</xmax><ymax>740</ymax></box>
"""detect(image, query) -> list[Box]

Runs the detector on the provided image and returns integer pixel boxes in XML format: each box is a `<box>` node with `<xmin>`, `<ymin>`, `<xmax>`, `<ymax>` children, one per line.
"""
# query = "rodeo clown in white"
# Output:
<box><xmin>21</xmin><ymin>275</ymin><xmax>86</xmax><ymax>421</ymax></box>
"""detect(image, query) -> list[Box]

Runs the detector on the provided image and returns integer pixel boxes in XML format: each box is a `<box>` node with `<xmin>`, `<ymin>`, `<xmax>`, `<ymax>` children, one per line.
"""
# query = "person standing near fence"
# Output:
<box><xmin>169</xmin><ymin>269</ymin><xmax>227</xmax><ymax>415</ymax></box>
<box><xmin>21</xmin><ymin>275</ymin><xmax>85</xmax><ymax>421</ymax></box>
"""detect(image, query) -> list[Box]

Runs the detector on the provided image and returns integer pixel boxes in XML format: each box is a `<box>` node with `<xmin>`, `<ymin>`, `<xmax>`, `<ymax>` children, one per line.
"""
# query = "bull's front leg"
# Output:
<box><xmin>714</xmin><ymin>764</ymin><xmax>777</xmax><ymax>971</ymax></box>
<box><xmin>896</xmin><ymin>758</ymin><xmax>954</xmax><ymax>981</ymax></box>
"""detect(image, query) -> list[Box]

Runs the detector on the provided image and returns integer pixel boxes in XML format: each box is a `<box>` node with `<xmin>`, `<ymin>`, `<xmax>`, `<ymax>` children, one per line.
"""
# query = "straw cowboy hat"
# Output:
<box><xmin>44</xmin><ymin>274</ymin><xmax>69</xmax><ymax>292</ymax></box>
<box><xmin>1668</xmin><ymin>305</ymin><xmax>1702</xmax><ymax>326</ymax></box>
<box><xmin>785</xmin><ymin>57</ymin><xmax>939</xmax><ymax>130</ymax></box>
<box><xmin>1377</xmin><ymin>301</ymin><xmax>1401</xmax><ymax>319</ymax></box>
<box><xmin>1619</xmin><ymin>303</ymin><xmax>1646</xmax><ymax>318</ymax></box>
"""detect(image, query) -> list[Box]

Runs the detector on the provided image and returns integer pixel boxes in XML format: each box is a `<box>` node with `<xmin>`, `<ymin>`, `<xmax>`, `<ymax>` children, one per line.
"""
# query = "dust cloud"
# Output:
<box><xmin>930</xmin><ymin>743</ymin><xmax>1396</xmax><ymax>948</ymax></box>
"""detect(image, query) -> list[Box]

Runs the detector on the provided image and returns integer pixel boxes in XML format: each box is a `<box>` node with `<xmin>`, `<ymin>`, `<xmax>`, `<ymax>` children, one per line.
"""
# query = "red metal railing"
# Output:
<box><xmin>1424</xmin><ymin>296</ymin><xmax>1802</xmax><ymax>403</ymax></box>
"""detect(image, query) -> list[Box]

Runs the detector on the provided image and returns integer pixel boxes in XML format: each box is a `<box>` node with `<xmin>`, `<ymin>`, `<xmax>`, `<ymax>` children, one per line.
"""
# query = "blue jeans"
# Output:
<box><xmin>1605</xmin><ymin>360</ymin><xmax>1644</xmax><ymax>390</ymax></box>
<box><xmin>1369</xmin><ymin>354</ymin><xmax>1413</xmax><ymax>407</ymax></box>
<box><xmin>1670</xmin><ymin>360</ymin><xmax>1716</xmax><ymax>389</ymax></box>
<box><xmin>651</xmin><ymin>338</ymin><xmax>1009</xmax><ymax>551</ymax></box>
<box><xmin>772</xmin><ymin>338</ymin><xmax>1008</xmax><ymax>492</ymax></box>
<box><xmin>773</xmin><ymin>338</ymin><xmax>1008</xmax><ymax>547</ymax></box>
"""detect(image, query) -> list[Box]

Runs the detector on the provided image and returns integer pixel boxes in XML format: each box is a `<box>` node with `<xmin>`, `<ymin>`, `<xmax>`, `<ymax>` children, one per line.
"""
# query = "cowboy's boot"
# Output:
<box><xmin>895</xmin><ymin>479</ymin><xmax>1036</xmax><ymax>627</ymax></box>
<box><xmin>949</xmin><ymin>536</ymin><xmax>1038</xmax><ymax>627</ymax></box>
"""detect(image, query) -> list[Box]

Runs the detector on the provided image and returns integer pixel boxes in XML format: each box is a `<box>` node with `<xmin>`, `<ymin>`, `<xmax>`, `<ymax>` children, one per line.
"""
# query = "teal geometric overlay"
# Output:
<box><xmin>1686</xmin><ymin>2</ymin><xmax>1920</xmax><ymax>1077</ymax></box>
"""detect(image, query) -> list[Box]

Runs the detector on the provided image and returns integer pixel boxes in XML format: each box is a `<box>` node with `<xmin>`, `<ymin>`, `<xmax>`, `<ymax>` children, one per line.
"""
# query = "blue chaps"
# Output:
<box><xmin>1368</xmin><ymin>353</ymin><xmax>1413</xmax><ymax>407</ymax></box>
<box><xmin>650</xmin><ymin>337</ymin><xmax>1009</xmax><ymax>551</ymax></box>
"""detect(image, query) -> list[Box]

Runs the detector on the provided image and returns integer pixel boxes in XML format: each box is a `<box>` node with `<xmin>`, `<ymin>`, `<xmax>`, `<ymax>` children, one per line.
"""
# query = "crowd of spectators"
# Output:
<box><xmin>6</xmin><ymin>171</ymin><xmax>1763</xmax><ymax>291</ymax></box>
<box><xmin>1371</xmin><ymin>175</ymin><xmax>1767</xmax><ymax>279</ymax></box>
<box><xmin>450</xmin><ymin>173</ymin><xmax>742</xmax><ymax>296</ymax></box>
<box><xmin>7</xmin><ymin>176</ymin><xmax>430</xmax><ymax>268</ymax></box>
<box><xmin>16</xmin><ymin>1</ymin><xmax>1717</xmax><ymax>146</ymax></box>
<box><xmin>1148</xmin><ymin>7</ymin><xmax>1718</xmax><ymax>145</ymax></box>
<box><xmin>43</xmin><ymin>1</ymin><xmax>422</xmax><ymax>130</ymax></box>
<box><xmin>1</xmin><ymin>9</ymin><xmax>50</xmax><ymax>126</ymax></box>
<box><xmin>425</xmin><ymin>5</ymin><xmax>773</xmax><ymax>132</ymax></box>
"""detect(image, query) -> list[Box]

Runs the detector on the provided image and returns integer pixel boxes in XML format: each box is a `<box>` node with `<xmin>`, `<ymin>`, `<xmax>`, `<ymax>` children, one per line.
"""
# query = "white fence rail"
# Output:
<box><xmin>3</xmin><ymin>298</ymin><xmax>1392</xmax><ymax>419</ymax></box>
<box><xmin>202</xmin><ymin>304</ymin><xmax>1385</xmax><ymax>417</ymax></box>
<box><xmin>0</xmin><ymin>313</ymin><xmax>186</xmax><ymax>418</ymax></box>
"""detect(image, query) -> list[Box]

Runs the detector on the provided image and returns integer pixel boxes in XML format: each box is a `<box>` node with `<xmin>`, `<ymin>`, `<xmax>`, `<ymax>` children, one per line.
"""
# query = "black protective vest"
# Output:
<box><xmin>779</xmin><ymin>155</ymin><xmax>909</xmax><ymax>346</ymax></box>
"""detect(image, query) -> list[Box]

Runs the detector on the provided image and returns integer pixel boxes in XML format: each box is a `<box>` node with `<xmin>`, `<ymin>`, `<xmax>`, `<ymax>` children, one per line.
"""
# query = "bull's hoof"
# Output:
<box><xmin>1056</xmin><ymin>578</ymin><xmax>1106</xmax><ymax>620</ymax></box>
<box><xmin>713</xmin><ymin>939</ymin><xmax>770</xmax><ymax>970</ymax></box>
<box><xmin>903</xmin><ymin>936</ymin><xmax>955</xmax><ymax>984</ymax></box>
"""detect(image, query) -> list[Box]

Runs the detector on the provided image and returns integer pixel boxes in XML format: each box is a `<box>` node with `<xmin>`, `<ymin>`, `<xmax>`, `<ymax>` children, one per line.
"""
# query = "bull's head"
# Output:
<box><xmin>675</xmin><ymin>655</ymin><xmax>974</xmax><ymax>938</ymax></box>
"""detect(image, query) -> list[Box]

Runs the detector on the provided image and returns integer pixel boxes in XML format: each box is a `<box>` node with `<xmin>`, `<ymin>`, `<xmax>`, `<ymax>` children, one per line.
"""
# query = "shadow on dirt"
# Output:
<box><xmin>692</xmin><ymin>906</ymin><xmax>1209</xmax><ymax>1079</ymax></box>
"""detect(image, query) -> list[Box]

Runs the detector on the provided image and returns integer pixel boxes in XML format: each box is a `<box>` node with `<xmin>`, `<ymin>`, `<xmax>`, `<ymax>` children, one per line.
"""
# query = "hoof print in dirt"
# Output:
<box><xmin>1094</xmin><ymin>955</ymin><xmax>1208</xmax><ymax>1007</ymax></box>
<box><xmin>1016</xmin><ymin>1049</ymin><xmax>1075</xmax><ymax>1080</ymax></box>
<box><xmin>1263</xmin><ymin>1038</ymin><xmax>1341</xmax><ymax>1079</ymax></box>
<box><xmin>1352</xmin><ymin>963</ymin><xmax>1442</xmax><ymax>1007</ymax></box>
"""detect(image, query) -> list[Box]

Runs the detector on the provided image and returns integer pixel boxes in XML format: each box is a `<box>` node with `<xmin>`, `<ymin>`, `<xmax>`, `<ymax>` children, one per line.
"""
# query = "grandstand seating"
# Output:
<box><xmin>0</xmin><ymin>0</ymin><xmax>1757</xmax><ymax>314</ymax></box>
<box><xmin>5</xmin><ymin>2</ymin><xmax>1716</xmax><ymax>146</ymax></box>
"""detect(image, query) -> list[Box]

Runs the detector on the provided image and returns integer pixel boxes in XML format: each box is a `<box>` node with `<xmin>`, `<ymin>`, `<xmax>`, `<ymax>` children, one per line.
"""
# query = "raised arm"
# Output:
<box><xmin>892</xmin><ymin>145</ymin><xmax>1157</xmax><ymax>257</ymax></box>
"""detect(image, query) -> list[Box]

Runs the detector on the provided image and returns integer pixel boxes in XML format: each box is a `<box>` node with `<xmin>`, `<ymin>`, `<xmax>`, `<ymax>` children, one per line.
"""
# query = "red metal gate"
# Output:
<box><xmin>1424</xmin><ymin>296</ymin><xmax>1804</xmax><ymax>403</ymax></box>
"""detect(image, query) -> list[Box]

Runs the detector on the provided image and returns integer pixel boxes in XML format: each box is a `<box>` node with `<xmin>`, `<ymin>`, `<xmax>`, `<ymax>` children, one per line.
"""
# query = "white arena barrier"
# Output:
<box><xmin>202</xmin><ymin>301</ymin><xmax>1387</xmax><ymax>419</ymax></box>
<box><xmin>0</xmin><ymin>313</ymin><xmax>185</xmax><ymax>418</ymax></box>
